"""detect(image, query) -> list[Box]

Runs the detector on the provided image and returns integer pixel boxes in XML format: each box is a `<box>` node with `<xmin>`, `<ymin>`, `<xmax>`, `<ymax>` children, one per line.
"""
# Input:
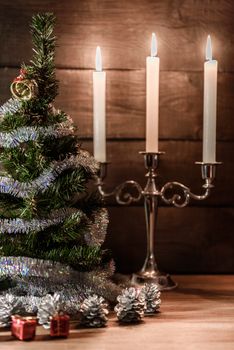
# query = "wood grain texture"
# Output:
<box><xmin>0</xmin><ymin>276</ymin><xmax>234</xmax><ymax>350</ymax></box>
<box><xmin>0</xmin><ymin>0</ymin><xmax>234</xmax><ymax>71</ymax></box>
<box><xmin>106</xmin><ymin>206</ymin><xmax>234</xmax><ymax>273</ymax></box>
<box><xmin>0</xmin><ymin>1</ymin><xmax>233</xmax><ymax>274</ymax></box>
<box><xmin>1</xmin><ymin>68</ymin><xmax>233</xmax><ymax>140</ymax></box>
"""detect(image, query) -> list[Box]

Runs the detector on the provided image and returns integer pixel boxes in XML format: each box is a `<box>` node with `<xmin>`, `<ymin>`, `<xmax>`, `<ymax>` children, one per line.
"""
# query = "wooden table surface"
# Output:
<box><xmin>0</xmin><ymin>275</ymin><xmax>233</xmax><ymax>350</ymax></box>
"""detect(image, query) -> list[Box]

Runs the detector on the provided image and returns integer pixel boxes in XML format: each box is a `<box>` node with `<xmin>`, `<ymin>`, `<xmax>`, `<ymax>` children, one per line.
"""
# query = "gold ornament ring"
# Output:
<box><xmin>10</xmin><ymin>79</ymin><xmax>38</xmax><ymax>101</ymax></box>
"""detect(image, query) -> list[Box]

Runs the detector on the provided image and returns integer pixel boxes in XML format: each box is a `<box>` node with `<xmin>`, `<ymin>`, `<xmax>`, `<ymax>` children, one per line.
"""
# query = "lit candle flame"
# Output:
<box><xmin>151</xmin><ymin>33</ymin><xmax>157</xmax><ymax>57</ymax></box>
<box><xmin>206</xmin><ymin>35</ymin><xmax>212</xmax><ymax>61</ymax></box>
<box><xmin>95</xmin><ymin>46</ymin><xmax>102</xmax><ymax>72</ymax></box>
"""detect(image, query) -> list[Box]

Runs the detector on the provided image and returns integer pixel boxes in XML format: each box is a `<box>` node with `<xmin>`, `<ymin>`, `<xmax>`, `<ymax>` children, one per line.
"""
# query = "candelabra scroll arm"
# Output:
<box><xmin>114</xmin><ymin>180</ymin><xmax>143</xmax><ymax>205</ymax></box>
<box><xmin>160</xmin><ymin>181</ymin><xmax>211</xmax><ymax>208</ymax></box>
<box><xmin>160</xmin><ymin>162</ymin><xmax>222</xmax><ymax>208</ymax></box>
<box><xmin>96</xmin><ymin>162</ymin><xmax>143</xmax><ymax>205</ymax></box>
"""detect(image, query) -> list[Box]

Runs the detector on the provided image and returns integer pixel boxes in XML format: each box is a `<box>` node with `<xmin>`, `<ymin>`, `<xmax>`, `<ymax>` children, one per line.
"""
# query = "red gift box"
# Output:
<box><xmin>11</xmin><ymin>315</ymin><xmax>37</xmax><ymax>341</ymax></box>
<box><xmin>50</xmin><ymin>313</ymin><xmax>70</xmax><ymax>338</ymax></box>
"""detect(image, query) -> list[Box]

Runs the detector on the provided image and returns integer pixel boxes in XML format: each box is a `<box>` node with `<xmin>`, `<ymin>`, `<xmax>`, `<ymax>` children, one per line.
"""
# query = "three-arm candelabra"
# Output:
<box><xmin>97</xmin><ymin>152</ymin><xmax>221</xmax><ymax>290</ymax></box>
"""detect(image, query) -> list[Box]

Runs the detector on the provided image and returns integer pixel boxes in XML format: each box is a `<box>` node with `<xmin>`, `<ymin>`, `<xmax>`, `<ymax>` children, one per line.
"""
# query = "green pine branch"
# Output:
<box><xmin>23</xmin><ymin>13</ymin><xmax>58</xmax><ymax>111</ymax></box>
<box><xmin>43</xmin><ymin>134</ymin><xmax>80</xmax><ymax>161</ymax></box>
<box><xmin>0</xmin><ymin>167</ymin><xmax>91</xmax><ymax>220</ymax></box>
<box><xmin>0</xmin><ymin>141</ymin><xmax>48</xmax><ymax>182</ymax></box>
<box><xmin>0</xmin><ymin>224</ymin><xmax>103</xmax><ymax>270</ymax></box>
<box><xmin>37</xmin><ymin>168</ymin><xmax>87</xmax><ymax>213</ymax></box>
<box><xmin>0</xmin><ymin>110</ymin><xmax>67</xmax><ymax>132</ymax></box>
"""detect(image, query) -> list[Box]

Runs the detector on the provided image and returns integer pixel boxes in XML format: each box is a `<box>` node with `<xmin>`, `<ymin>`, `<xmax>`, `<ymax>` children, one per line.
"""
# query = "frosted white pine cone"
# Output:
<box><xmin>140</xmin><ymin>283</ymin><xmax>161</xmax><ymax>314</ymax></box>
<box><xmin>37</xmin><ymin>293</ymin><xmax>63</xmax><ymax>328</ymax></box>
<box><xmin>114</xmin><ymin>287</ymin><xmax>145</xmax><ymax>323</ymax></box>
<box><xmin>0</xmin><ymin>294</ymin><xmax>23</xmax><ymax>327</ymax></box>
<box><xmin>79</xmin><ymin>295</ymin><xmax>109</xmax><ymax>328</ymax></box>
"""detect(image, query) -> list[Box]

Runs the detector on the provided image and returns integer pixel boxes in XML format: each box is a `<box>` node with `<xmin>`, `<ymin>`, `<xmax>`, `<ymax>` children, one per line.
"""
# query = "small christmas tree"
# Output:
<box><xmin>0</xmin><ymin>13</ymin><xmax>115</xmax><ymax>305</ymax></box>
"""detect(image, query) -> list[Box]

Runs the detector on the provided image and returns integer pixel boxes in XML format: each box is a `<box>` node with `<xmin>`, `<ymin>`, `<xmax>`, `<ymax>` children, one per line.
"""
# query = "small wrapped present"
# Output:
<box><xmin>50</xmin><ymin>313</ymin><xmax>70</xmax><ymax>338</ymax></box>
<box><xmin>11</xmin><ymin>315</ymin><xmax>37</xmax><ymax>341</ymax></box>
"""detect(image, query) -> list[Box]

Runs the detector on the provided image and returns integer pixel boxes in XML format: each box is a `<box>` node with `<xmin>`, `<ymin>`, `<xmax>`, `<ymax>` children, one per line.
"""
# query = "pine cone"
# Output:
<box><xmin>79</xmin><ymin>295</ymin><xmax>109</xmax><ymax>328</ymax></box>
<box><xmin>114</xmin><ymin>287</ymin><xmax>145</xmax><ymax>323</ymax></box>
<box><xmin>140</xmin><ymin>283</ymin><xmax>161</xmax><ymax>314</ymax></box>
<box><xmin>37</xmin><ymin>293</ymin><xmax>63</xmax><ymax>328</ymax></box>
<box><xmin>0</xmin><ymin>294</ymin><xmax>23</xmax><ymax>327</ymax></box>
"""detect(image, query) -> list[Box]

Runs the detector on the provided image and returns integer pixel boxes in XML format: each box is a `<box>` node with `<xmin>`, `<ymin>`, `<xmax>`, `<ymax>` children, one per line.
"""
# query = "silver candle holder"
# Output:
<box><xmin>97</xmin><ymin>153</ymin><xmax>221</xmax><ymax>290</ymax></box>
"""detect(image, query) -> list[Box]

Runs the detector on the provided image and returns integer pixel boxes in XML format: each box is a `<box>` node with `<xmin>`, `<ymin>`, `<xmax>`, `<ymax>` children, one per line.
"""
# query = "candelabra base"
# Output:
<box><xmin>131</xmin><ymin>271</ymin><xmax>177</xmax><ymax>291</ymax></box>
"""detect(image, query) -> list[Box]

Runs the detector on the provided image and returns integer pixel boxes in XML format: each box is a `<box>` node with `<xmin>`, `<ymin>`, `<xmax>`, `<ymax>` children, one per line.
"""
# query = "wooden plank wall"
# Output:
<box><xmin>0</xmin><ymin>0</ymin><xmax>233</xmax><ymax>273</ymax></box>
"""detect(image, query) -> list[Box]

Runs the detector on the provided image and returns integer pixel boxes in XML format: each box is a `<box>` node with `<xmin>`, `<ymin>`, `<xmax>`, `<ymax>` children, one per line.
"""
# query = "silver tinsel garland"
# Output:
<box><xmin>0</xmin><ymin>99</ymin><xmax>75</xmax><ymax>149</ymax></box>
<box><xmin>0</xmin><ymin>257</ymin><xmax>120</xmax><ymax>324</ymax></box>
<box><xmin>0</xmin><ymin>150</ymin><xmax>98</xmax><ymax>199</ymax></box>
<box><xmin>0</xmin><ymin>256</ymin><xmax>115</xmax><ymax>286</ymax></box>
<box><xmin>0</xmin><ymin>98</ymin><xmax>21</xmax><ymax>116</ymax></box>
<box><xmin>0</xmin><ymin>256</ymin><xmax>72</xmax><ymax>281</ymax></box>
<box><xmin>0</xmin><ymin>207</ymin><xmax>83</xmax><ymax>234</ymax></box>
<box><xmin>0</xmin><ymin>119</ymin><xmax>74</xmax><ymax>148</ymax></box>
<box><xmin>0</xmin><ymin>207</ymin><xmax>108</xmax><ymax>248</ymax></box>
<box><xmin>84</xmin><ymin>208</ymin><xmax>109</xmax><ymax>247</ymax></box>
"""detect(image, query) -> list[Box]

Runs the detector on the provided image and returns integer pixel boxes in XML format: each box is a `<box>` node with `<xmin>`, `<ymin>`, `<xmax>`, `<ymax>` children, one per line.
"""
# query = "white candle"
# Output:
<box><xmin>146</xmin><ymin>33</ymin><xmax>160</xmax><ymax>152</ymax></box>
<box><xmin>93</xmin><ymin>46</ymin><xmax>106</xmax><ymax>162</ymax></box>
<box><xmin>203</xmin><ymin>35</ymin><xmax>218</xmax><ymax>163</ymax></box>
